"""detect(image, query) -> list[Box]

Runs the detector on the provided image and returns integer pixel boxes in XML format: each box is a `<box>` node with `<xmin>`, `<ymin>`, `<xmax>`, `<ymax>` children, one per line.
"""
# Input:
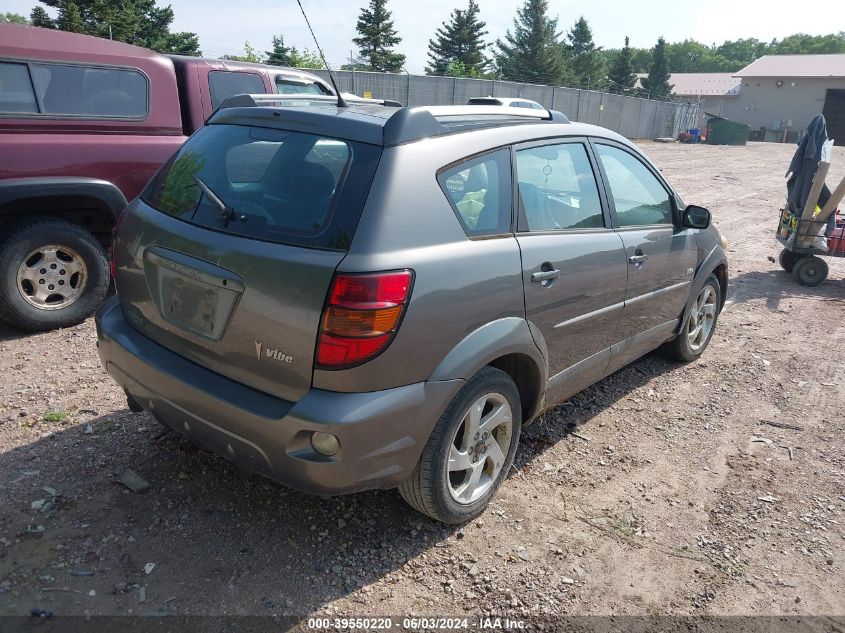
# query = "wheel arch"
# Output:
<box><xmin>712</xmin><ymin>262</ymin><xmax>728</xmax><ymax>310</ymax></box>
<box><xmin>687</xmin><ymin>245</ymin><xmax>728</xmax><ymax>314</ymax></box>
<box><xmin>487</xmin><ymin>352</ymin><xmax>544</xmax><ymax>423</ymax></box>
<box><xmin>428</xmin><ymin>317</ymin><xmax>547</xmax><ymax>423</ymax></box>
<box><xmin>0</xmin><ymin>178</ymin><xmax>128</xmax><ymax>247</ymax></box>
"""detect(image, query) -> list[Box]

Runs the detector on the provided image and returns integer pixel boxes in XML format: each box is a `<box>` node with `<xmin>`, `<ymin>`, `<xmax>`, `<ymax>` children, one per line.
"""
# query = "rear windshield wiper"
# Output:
<box><xmin>194</xmin><ymin>177</ymin><xmax>238</xmax><ymax>225</ymax></box>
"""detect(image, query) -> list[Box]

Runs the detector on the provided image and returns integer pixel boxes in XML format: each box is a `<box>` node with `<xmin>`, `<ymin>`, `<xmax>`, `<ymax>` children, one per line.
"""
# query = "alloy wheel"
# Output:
<box><xmin>446</xmin><ymin>392</ymin><xmax>513</xmax><ymax>505</ymax></box>
<box><xmin>687</xmin><ymin>284</ymin><xmax>717</xmax><ymax>351</ymax></box>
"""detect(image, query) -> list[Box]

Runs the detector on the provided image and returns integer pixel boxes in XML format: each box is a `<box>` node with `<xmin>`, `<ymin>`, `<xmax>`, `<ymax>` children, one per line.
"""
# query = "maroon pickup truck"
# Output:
<box><xmin>0</xmin><ymin>23</ymin><xmax>334</xmax><ymax>331</ymax></box>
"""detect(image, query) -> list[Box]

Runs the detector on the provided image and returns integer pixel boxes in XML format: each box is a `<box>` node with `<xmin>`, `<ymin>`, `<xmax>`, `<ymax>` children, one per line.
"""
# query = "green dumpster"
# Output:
<box><xmin>705</xmin><ymin>114</ymin><xmax>749</xmax><ymax>146</ymax></box>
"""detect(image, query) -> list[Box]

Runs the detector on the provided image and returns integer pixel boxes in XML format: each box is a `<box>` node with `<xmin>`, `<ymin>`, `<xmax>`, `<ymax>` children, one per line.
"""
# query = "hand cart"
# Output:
<box><xmin>775</xmin><ymin>209</ymin><xmax>844</xmax><ymax>286</ymax></box>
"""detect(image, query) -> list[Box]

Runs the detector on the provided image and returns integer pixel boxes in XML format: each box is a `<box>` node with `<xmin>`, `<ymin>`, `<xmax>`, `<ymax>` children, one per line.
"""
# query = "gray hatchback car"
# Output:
<box><xmin>96</xmin><ymin>96</ymin><xmax>728</xmax><ymax>523</ymax></box>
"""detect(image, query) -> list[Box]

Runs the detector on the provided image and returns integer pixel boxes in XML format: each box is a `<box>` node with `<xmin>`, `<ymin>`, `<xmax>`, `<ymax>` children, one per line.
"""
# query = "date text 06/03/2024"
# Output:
<box><xmin>306</xmin><ymin>616</ymin><xmax>526</xmax><ymax>630</ymax></box>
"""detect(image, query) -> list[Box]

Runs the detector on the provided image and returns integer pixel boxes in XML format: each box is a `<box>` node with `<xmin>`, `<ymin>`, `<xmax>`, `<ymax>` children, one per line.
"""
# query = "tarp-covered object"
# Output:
<box><xmin>786</xmin><ymin>114</ymin><xmax>831</xmax><ymax>215</ymax></box>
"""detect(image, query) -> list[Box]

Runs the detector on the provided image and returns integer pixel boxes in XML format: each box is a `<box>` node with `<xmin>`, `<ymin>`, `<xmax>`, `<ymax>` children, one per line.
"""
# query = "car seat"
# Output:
<box><xmin>519</xmin><ymin>182</ymin><xmax>558</xmax><ymax>230</ymax></box>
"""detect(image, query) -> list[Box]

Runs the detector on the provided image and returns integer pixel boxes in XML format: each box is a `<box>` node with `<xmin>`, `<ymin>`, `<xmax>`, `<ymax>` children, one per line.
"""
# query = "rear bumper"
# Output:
<box><xmin>95</xmin><ymin>297</ymin><xmax>463</xmax><ymax>495</ymax></box>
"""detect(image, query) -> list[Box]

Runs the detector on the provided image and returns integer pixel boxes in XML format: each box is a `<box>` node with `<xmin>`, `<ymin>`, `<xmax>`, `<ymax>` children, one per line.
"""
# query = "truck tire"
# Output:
<box><xmin>0</xmin><ymin>218</ymin><xmax>110</xmax><ymax>332</ymax></box>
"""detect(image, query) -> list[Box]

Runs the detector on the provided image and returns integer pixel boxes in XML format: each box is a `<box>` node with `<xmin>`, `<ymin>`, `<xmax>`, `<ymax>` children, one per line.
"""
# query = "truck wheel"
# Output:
<box><xmin>399</xmin><ymin>367</ymin><xmax>521</xmax><ymax>524</ymax></box>
<box><xmin>0</xmin><ymin>218</ymin><xmax>110</xmax><ymax>332</ymax></box>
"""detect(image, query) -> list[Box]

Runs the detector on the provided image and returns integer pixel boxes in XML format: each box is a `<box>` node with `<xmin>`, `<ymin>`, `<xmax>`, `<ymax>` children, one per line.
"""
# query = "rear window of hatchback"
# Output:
<box><xmin>141</xmin><ymin>124</ymin><xmax>382</xmax><ymax>251</ymax></box>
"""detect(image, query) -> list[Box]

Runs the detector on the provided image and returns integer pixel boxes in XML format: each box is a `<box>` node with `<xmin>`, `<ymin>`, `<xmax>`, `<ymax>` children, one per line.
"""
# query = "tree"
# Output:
<box><xmin>600</xmin><ymin>31</ymin><xmax>845</xmax><ymax>80</ymax></box>
<box><xmin>494</xmin><ymin>0</ymin><xmax>563</xmax><ymax>85</ymax></box>
<box><xmin>56</xmin><ymin>1</ymin><xmax>85</xmax><ymax>33</ymax></box>
<box><xmin>29</xmin><ymin>0</ymin><xmax>201</xmax><ymax>55</ymax></box>
<box><xmin>222</xmin><ymin>41</ymin><xmax>263</xmax><ymax>63</ymax></box>
<box><xmin>443</xmin><ymin>60</ymin><xmax>483</xmax><ymax>78</ymax></box>
<box><xmin>426</xmin><ymin>0</ymin><xmax>488</xmax><ymax>76</ymax></box>
<box><xmin>641</xmin><ymin>36</ymin><xmax>673</xmax><ymax>100</ymax></box>
<box><xmin>30</xmin><ymin>6</ymin><xmax>54</xmax><ymax>27</ymax></box>
<box><xmin>565</xmin><ymin>16</ymin><xmax>604</xmax><ymax>89</ymax></box>
<box><xmin>715</xmin><ymin>38</ymin><xmax>768</xmax><ymax>68</ymax></box>
<box><xmin>261</xmin><ymin>36</ymin><xmax>324</xmax><ymax>69</ymax></box>
<box><xmin>771</xmin><ymin>32</ymin><xmax>845</xmax><ymax>54</ymax></box>
<box><xmin>665</xmin><ymin>39</ymin><xmax>733</xmax><ymax>72</ymax></box>
<box><xmin>265</xmin><ymin>35</ymin><xmax>295</xmax><ymax>66</ymax></box>
<box><xmin>352</xmin><ymin>0</ymin><xmax>405</xmax><ymax>73</ymax></box>
<box><xmin>289</xmin><ymin>48</ymin><xmax>323</xmax><ymax>69</ymax></box>
<box><xmin>162</xmin><ymin>32</ymin><xmax>202</xmax><ymax>56</ymax></box>
<box><xmin>607</xmin><ymin>36</ymin><xmax>636</xmax><ymax>94</ymax></box>
<box><xmin>1</xmin><ymin>12</ymin><xmax>30</xmax><ymax>24</ymax></box>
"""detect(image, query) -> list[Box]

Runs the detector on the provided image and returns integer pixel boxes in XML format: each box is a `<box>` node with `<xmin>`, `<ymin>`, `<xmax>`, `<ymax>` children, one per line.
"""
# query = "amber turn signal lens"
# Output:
<box><xmin>322</xmin><ymin>305</ymin><xmax>404</xmax><ymax>337</ymax></box>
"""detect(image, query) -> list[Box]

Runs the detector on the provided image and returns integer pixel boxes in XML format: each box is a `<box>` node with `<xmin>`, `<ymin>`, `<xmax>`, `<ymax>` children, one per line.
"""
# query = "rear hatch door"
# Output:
<box><xmin>113</xmin><ymin>123</ymin><xmax>381</xmax><ymax>402</ymax></box>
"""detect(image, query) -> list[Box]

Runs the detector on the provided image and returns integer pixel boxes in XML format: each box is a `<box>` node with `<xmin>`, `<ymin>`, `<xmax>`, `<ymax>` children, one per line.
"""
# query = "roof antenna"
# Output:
<box><xmin>295</xmin><ymin>0</ymin><xmax>348</xmax><ymax>107</ymax></box>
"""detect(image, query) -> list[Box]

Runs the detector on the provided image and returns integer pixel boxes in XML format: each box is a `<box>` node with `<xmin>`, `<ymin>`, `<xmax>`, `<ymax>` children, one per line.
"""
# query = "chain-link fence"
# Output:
<box><xmin>301</xmin><ymin>69</ymin><xmax>698</xmax><ymax>140</ymax></box>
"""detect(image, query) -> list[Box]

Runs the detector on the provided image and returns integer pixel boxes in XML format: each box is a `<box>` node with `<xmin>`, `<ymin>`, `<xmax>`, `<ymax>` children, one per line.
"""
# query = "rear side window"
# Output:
<box><xmin>30</xmin><ymin>63</ymin><xmax>147</xmax><ymax>117</ymax></box>
<box><xmin>0</xmin><ymin>62</ymin><xmax>38</xmax><ymax>113</ymax></box>
<box><xmin>438</xmin><ymin>149</ymin><xmax>511</xmax><ymax>237</ymax></box>
<box><xmin>209</xmin><ymin>71</ymin><xmax>265</xmax><ymax>109</ymax></box>
<box><xmin>516</xmin><ymin>143</ymin><xmax>604</xmax><ymax>230</ymax></box>
<box><xmin>142</xmin><ymin>124</ymin><xmax>382</xmax><ymax>251</ymax></box>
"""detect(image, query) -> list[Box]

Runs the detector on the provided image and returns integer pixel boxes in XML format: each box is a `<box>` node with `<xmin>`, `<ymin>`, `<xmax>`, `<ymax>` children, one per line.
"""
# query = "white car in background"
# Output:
<box><xmin>467</xmin><ymin>96</ymin><xmax>546</xmax><ymax>110</ymax></box>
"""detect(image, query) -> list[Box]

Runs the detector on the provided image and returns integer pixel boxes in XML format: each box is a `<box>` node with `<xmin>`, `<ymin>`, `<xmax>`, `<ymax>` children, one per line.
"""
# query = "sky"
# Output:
<box><xmin>5</xmin><ymin>0</ymin><xmax>845</xmax><ymax>73</ymax></box>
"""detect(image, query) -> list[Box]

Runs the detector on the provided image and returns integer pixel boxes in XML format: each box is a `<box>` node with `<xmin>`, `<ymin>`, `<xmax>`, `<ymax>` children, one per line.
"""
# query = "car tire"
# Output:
<box><xmin>399</xmin><ymin>366</ymin><xmax>521</xmax><ymax>524</ymax></box>
<box><xmin>791</xmin><ymin>255</ymin><xmax>828</xmax><ymax>286</ymax></box>
<box><xmin>662</xmin><ymin>274</ymin><xmax>721</xmax><ymax>363</ymax></box>
<box><xmin>778</xmin><ymin>248</ymin><xmax>800</xmax><ymax>273</ymax></box>
<box><xmin>0</xmin><ymin>218</ymin><xmax>110</xmax><ymax>332</ymax></box>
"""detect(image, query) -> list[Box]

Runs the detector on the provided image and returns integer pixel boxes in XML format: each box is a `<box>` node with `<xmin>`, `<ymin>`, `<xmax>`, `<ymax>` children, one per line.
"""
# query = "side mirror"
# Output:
<box><xmin>682</xmin><ymin>205</ymin><xmax>711</xmax><ymax>229</ymax></box>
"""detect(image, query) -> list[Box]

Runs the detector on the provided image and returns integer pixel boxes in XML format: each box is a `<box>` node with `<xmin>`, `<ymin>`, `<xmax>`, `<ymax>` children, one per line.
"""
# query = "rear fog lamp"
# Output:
<box><xmin>311</xmin><ymin>432</ymin><xmax>340</xmax><ymax>456</ymax></box>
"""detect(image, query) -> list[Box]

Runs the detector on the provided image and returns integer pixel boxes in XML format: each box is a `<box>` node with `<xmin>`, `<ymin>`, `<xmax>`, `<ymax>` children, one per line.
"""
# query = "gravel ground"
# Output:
<box><xmin>0</xmin><ymin>142</ymin><xmax>843</xmax><ymax>622</ymax></box>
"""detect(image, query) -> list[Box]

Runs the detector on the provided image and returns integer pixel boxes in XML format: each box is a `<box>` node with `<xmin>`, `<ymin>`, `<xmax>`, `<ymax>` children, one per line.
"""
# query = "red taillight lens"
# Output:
<box><xmin>316</xmin><ymin>332</ymin><xmax>392</xmax><ymax>367</ymax></box>
<box><xmin>316</xmin><ymin>270</ymin><xmax>413</xmax><ymax>369</ymax></box>
<box><xmin>328</xmin><ymin>272</ymin><xmax>412</xmax><ymax>308</ymax></box>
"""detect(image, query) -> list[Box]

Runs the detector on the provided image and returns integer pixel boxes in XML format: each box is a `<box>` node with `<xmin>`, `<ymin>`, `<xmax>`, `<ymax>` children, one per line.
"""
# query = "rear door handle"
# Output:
<box><xmin>531</xmin><ymin>269</ymin><xmax>561</xmax><ymax>282</ymax></box>
<box><xmin>628</xmin><ymin>254</ymin><xmax>648</xmax><ymax>264</ymax></box>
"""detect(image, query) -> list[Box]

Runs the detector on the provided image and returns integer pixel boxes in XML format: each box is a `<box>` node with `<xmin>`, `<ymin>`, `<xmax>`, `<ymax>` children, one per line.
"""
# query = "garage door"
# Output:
<box><xmin>823</xmin><ymin>89</ymin><xmax>845</xmax><ymax>147</ymax></box>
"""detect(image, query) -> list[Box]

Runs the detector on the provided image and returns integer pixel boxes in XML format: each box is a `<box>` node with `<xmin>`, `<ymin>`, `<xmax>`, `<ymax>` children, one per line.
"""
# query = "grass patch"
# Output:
<box><xmin>42</xmin><ymin>409</ymin><xmax>70</xmax><ymax>423</ymax></box>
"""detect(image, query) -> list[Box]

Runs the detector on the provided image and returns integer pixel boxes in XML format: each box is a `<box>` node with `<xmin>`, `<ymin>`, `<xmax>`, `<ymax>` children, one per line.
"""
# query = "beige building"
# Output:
<box><xmin>642</xmin><ymin>55</ymin><xmax>845</xmax><ymax>143</ymax></box>
<box><xmin>731</xmin><ymin>54</ymin><xmax>845</xmax><ymax>144</ymax></box>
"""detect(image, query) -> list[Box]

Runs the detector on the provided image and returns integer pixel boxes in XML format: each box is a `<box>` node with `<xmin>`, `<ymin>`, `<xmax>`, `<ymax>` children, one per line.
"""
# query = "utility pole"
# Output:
<box><xmin>350</xmin><ymin>50</ymin><xmax>355</xmax><ymax>95</ymax></box>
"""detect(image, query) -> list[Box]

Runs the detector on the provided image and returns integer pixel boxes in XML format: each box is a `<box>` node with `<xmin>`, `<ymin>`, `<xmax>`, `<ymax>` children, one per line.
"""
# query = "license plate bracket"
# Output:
<box><xmin>143</xmin><ymin>247</ymin><xmax>244</xmax><ymax>341</ymax></box>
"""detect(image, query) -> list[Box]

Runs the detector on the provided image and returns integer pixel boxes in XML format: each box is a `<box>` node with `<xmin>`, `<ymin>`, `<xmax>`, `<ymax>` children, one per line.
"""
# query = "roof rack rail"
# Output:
<box><xmin>382</xmin><ymin>105</ymin><xmax>569</xmax><ymax>146</ymax></box>
<box><xmin>216</xmin><ymin>93</ymin><xmax>403</xmax><ymax>111</ymax></box>
<box><xmin>210</xmin><ymin>96</ymin><xmax>571</xmax><ymax>147</ymax></box>
<box><xmin>419</xmin><ymin>105</ymin><xmax>569</xmax><ymax>123</ymax></box>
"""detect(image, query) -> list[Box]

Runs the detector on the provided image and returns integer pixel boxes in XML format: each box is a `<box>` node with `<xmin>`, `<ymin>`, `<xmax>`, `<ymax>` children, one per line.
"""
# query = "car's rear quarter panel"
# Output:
<box><xmin>312</xmin><ymin>137</ymin><xmax>528</xmax><ymax>393</ymax></box>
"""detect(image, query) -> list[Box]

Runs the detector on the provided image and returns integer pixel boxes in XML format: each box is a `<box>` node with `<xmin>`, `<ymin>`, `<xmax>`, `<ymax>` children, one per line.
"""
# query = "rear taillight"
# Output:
<box><xmin>316</xmin><ymin>270</ymin><xmax>414</xmax><ymax>369</ymax></box>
